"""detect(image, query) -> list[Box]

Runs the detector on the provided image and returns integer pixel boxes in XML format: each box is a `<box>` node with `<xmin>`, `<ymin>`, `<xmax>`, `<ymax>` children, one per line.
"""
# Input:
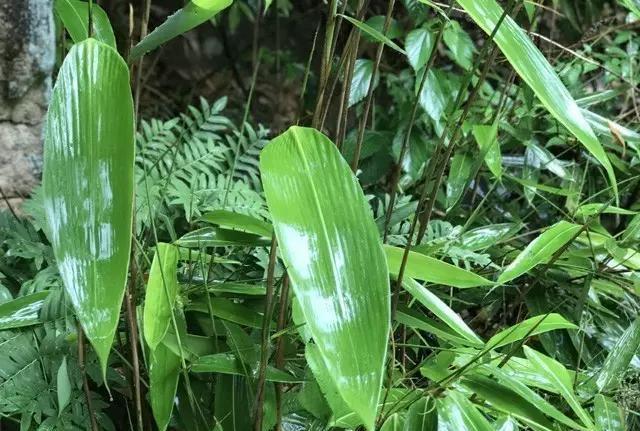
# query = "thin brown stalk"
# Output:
<box><xmin>78</xmin><ymin>326</ymin><xmax>99</xmax><ymax>431</ymax></box>
<box><xmin>125</xmin><ymin>268</ymin><xmax>144</xmax><ymax>431</ymax></box>
<box><xmin>313</xmin><ymin>0</ymin><xmax>339</xmax><ymax>128</ymax></box>
<box><xmin>274</xmin><ymin>276</ymin><xmax>290</xmax><ymax>431</ymax></box>
<box><xmin>133</xmin><ymin>0</ymin><xmax>152</xmax><ymax>122</ymax></box>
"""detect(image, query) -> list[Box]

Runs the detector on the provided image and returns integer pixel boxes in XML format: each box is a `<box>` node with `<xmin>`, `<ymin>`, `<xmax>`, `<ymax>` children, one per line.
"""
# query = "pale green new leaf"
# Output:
<box><xmin>130</xmin><ymin>0</ymin><xmax>233</xmax><ymax>61</ymax></box>
<box><xmin>524</xmin><ymin>346</ymin><xmax>594</xmax><ymax>429</ymax></box>
<box><xmin>260</xmin><ymin>126</ymin><xmax>390</xmax><ymax>430</ymax></box>
<box><xmin>143</xmin><ymin>243</ymin><xmax>180</xmax><ymax>351</ymax></box>
<box><xmin>55</xmin><ymin>0</ymin><xmax>116</xmax><ymax>48</ymax></box>
<box><xmin>403</xmin><ymin>278</ymin><xmax>483</xmax><ymax>346</ymax></box>
<box><xmin>486</xmin><ymin>313</ymin><xmax>577</xmax><ymax>349</ymax></box>
<box><xmin>594</xmin><ymin>394</ymin><xmax>625</xmax><ymax>431</ymax></box>
<box><xmin>456</xmin><ymin>0</ymin><xmax>617</xmax><ymax>198</ymax></box>
<box><xmin>385</xmin><ymin>245</ymin><xmax>493</xmax><ymax>288</ymax></box>
<box><xmin>43</xmin><ymin>39</ymin><xmax>134</xmax><ymax>375</ymax></box>
<box><xmin>498</xmin><ymin>221</ymin><xmax>581</xmax><ymax>283</ymax></box>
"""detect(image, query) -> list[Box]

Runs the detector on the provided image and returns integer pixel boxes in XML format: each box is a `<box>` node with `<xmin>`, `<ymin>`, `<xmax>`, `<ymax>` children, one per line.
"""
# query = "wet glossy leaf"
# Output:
<box><xmin>397</xmin><ymin>306</ymin><xmax>475</xmax><ymax>346</ymax></box>
<box><xmin>380</xmin><ymin>413</ymin><xmax>404</xmax><ymax>431</ymax></box>
<box><xmin>461</xmin><ymin>223</ymin><xmax>518</xmax><ymax>251</ymax></box>
<box><xmin>497</xmin><ymin>221</ymin><xmax>582</xmax><ymax>284</ymax></box>
<box><xmin>144</xmin><ymin>243</ymin><xmax>180</xmax><ymax>351</ymax></box>
<box><xmin>56</xmin><ymin>356</ymin><xmax>71</xmax><ymax>416</ymax></box>
<box><xmin>149</xmin><ymin>342</ymin><xmax>181</xmax><ymax>431</ymax></box>
<box><xmin>620</xmin><ymin>0</ymin><xmax>640</xmax><ymax>18</ymax></box>
<box><xmin>593</xmin><ymin>317</ymin><xmax>640</xmax><ymax>392</ymax></box>
<box><xmin>43</xmin><ymin>39</ymin><xmax>134</xmax><ymax>375</ymax></box>
<box><xmin>594</xmin><ymin>394</ymin><xmax>625</xmax><ymax>431</ymax></box>
<box><xmin>443</xmin><ymin>20</ymin><xmax>474</xmax><ymax>70</ymax></box>
<box><xmin>403</xmin><ymin>278</ymin><xmax>483</xmax><ymax>346</ymax></box>
<box><xmin>176</xmin><ymin>227</ymin><xmax>270</xmax><ymax>248</ymax></box>
<box><xmin>404</xmin><ymin>397</ymin><xmax>437</xmax><ymax>431</ymax></box>
<box><xmin>188</xmin><ymin>297</ymin><xmax>263</xmax><ymax>328</ymax></box>
<box><xmin>0</xmin><ymin>291</ymin><xmax>49</xmax><ymax>331</ymax></box>
<box><xmin>418</xmin><ymin>68</ymin><xmax>447</xmax><ymax>124</ymax></box>
<box><xmin>405</xmin><ymin>28</ymin><xmax>434</xmax><ymax>71</ymax></box>
<box><xmin>524</xmin><ymin>346</ymin><xmax>594</xmax><ymax>429</ymax></box>
<box><xmin>486</xmin><ymin>313</ymin><xmax>577</xmax><ymax>349</ymax></box>
<box><xmin>385</xmin><ymin>245</ymin><xmax>493</xmax><ymax>288</ymax></box>
<box><xmin>55</xmin><ymin>0</ymin><xmax>116</xmax><ymax>48</ymax></box>
<box><xmin>191</xmin><ymin>353</ymin><xmax>300</xmax><ymax>382</ymax></box>
<box><xmin>472</xmin><ymin>123</ymin><xmax>502</xmax><ymax>179</ymax></box>
<box><xmin>260</xmin><ymin>126</ymin><xmax>390</xmax><ymax>430</ymax></box>
<box><xmin>340</xmin><ymin>15</ymin><xmax>406</xmax><ymax>55</ymax></box>
<box><xmin>437</xmin><ymin>391</ymin><xmax>493</xmax><ymax>431</ymax></box>
<box><xmin>574</xmin><ymin>203</ymin><xmax>636</xmax><ymax>218</ymax></box>
<box><xmin>446</xmin><ymin>151</ymin><xmax>473</xmax><ymax>210</ymax></box>
<box><xmin>457</xmin><ymin>0</ymin><xmax>617</xmax><ymax>198</ymax></box>
<box><xmin>130</xmin><ymin>0</ymin><xmax>233</xmax><ymax>61</ymax></box>
<box><xmin>200</xmin><ymin>210</ymin><xmax>272</xmax><ymax>238</ymax></box>
<box><xmin>349</xmin><ymin>59</ymin><xmax>379</xmax><ymax>107</ymax></box>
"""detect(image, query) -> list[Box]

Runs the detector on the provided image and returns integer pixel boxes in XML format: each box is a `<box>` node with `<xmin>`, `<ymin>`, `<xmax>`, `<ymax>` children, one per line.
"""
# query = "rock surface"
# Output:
<box><xmin>0</xmin><ymin>0</ymin><xmax>55</xmax><ymax>207</ymax></box>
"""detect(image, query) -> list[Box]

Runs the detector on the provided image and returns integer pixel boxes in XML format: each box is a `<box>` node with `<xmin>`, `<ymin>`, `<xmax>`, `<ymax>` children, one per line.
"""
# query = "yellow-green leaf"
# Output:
<box><xmin>260</xmin><ymin>126</ymin><xmax>390</xmax><ymax>430</ymax></box>
<box><xmin>43</xmin><ymin>39</ymin><xmax>134</xmax><ymax>376</ymax></box>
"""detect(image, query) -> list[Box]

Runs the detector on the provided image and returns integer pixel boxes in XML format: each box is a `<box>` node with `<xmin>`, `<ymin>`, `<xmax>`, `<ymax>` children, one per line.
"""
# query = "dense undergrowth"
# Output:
<box><xmin>1</xmin><ymin>0</ymin><xmax>640</xmax><ymax>430</ymax></box>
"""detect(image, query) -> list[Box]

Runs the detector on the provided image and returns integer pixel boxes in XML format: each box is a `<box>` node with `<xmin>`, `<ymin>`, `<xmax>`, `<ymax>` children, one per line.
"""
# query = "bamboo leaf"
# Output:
<box><xmin>592</xmin><ymin>317</ymin><xmax>640</xmax><ymax>392</ymax></box>
<box><xmin>446</xmin><ymin>151</ymin><xmax>473</xmax><ymax>210</ymax></box>
<box><xmin>143</xmin><ymin>243</ymin><xmax>180</xmax><ymax>351</ymax></box>
<box><xmin>260</xmin><ymin>126</ymin><xmax>390</xmax><ymax>430</ymax></box>
<box><xmin>199</xmin><ymin>210</ymin><xmax>272</xmax><ymax>238</ymax></box>
<box><xmin>176</xmin><ymin>227</ymin><xmax>270</xmax><ymax>248</ymax></box>
<box><xmin>497</xmin><ymin>221</ymin><xmax>582</xmax><ymax>284</ymax></box>
<box><xmin>191</xmin><ymin>353</ymin><xmax>301</xmax><ymax>382</ymax></box>
<box><xmin>403</xmin><ymin>278</ymin><xmax>483</xmax><ymax>346</ymax></box>
<box><xmin>339</xmin><ymin>14</ymin><xmax>406</xmax><ymax>55</ymax></box>
<box><xmin>594</xmin><ymin>394</ymin><xmax>625</xmax><ymax>431</ymax></box>
<box><xmin>0</xmin><ymin>292</ymin><xmax>49</xmax><ymax>331</ymax></box>
<box><xmin>457</xmin><ymin>0</ymin><xmax>618</xmax><ymax>199</ymax></box>
<box><xmin>385</xmin><ymin>245</ymin><xmax>493</xmax><ymax>288</ymax></box>
<box><xmin>43</xmin><ymin>39</ymin><xmax>134</xmax><ymax>375</ymax></box>
<box><xmin>380</xmin><ymin>413</ymin><xmax>404</xmax><ymax>431</ymax></box>
<box><xmin>437</xmin><ymin>391</ymin><xmax>493</xmax><ymax>431</ymax></box>
<box><xmin>524</xmin><ymin>346</ymin><xmax>595</xmax><ymax>428</ymax></box>
<box><xmin>472</xmin><ymin>123</ymin><xmax>502</xmax><ymax>179</ymax></box>
<box><xmin>149</xmin><ymin>342</ymin><xmax>181</xmax><ymax>431</ymax></box>
<box><xmin>404</xmin><ymin>397</ymin><xmax>437</xmax><ymax>431</ymax></box>
<box><xmin>129</xmin><ymin>0</ymin><xmax>233</xmax><ymax>61</ymax></box>
<box><xmin>486</xmin><ymin>314</ymin><xmax>578</xmax><ymax>349</ymax></box>
<box><xmin>55</xmin><ymin>0</ymin><xmax>116</xmax><ymax>48</ymax></box>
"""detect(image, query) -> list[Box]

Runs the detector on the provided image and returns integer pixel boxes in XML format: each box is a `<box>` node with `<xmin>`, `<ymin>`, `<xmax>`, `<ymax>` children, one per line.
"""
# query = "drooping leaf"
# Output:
<box><xmin>594</xmin><ymin>394</ymin><xmax>625</xmax><ymax>431</ymax></box>
<box><xmin>43</xmin><ymin>39</ymin><xmax>134</xmax><ymax>375</ymax></box>
<box><xmin>149</xmin><ymin>342</ymin><xmax>181</xmax><ymax>431</ymax></box>
<box><xmin>200</xmin><ymin>210</ymin><xmax>272</xmax><ymax>238</ymax></box>
<box><xmin>486</xmin><ymin>314</ymin><xmax>578</xmax><ymax>349</ymax></box>
<box><xmin>437</xmin><ymin>391</ymin><xmax>493</xmax><ymax>431</ymax></box>
<box><xmin>405</xmin><ymin>28</ymin><xmax>434</xmax><ymax>71</ymax></box>
<box><xmin>0</xmin><ymin>291</ymin><xmax>49</xmax><ymax>331</ymax></box>
<box><xmin>55</xmin><ymin>0</ymin><xmax>116</xmax><ymax>48</ymax></box>
<box><xmin>397</xmin><ymin>306</ymin><xmax>476</xmax><ymax>346</ymax></box>
<box><xmin>56</xmin><ymin>356</ymin><xmax>71</xmax><ymax>416</ymax></box>
<box><xmin>592</xmin><ymin>317</ymin><xmax>640</xmax><ymax>392</ymax></box>
<box><xmin>260</xmin><ymin>126</ymin><xmax>390</xmax><ymax>430</ymax></box>
<box><xmin>340</xmin><ymin>14</ymin><xmax>406</xmax><ymax>55</ymax></box>
<box><xmin>385</xmin><ymin>245</ymin><xmax>493</xmax><ymax>288</ymax></box>
<box><xmin>404</xmin><ymin>397</ymin><xmax>437</xmax><ymax>431</ymax></box>
<box><xmin>497</xmin><ymin>221</ymin><xmax>582</xmax><ymax>284</ymax></box>
<box><xmin>143</xmin><ymin>243</ymin><xmax>180</xmax><ymax>351</ymax></box>
<box><xmin>403</xmin><ymin>278</ymin><xmax>483</xmax><ymax>346</ymax></box>
<box><xmin>472</xmin><ymin>123</ymin><xmax>502</xmax><ymax>179</ymax></box>
<box><xmin>446</xmin><ymin>151</ymin><xmax>473</xmax><ymax>210</ymax></box>
<box><xmin>524</xmin><ymin>346</ymin><xmax>594</xmax><ymax>429</ymax></box>
<box><xmin>129</xmin><ymin>0</ymin><xmax>233</xmax><ymax>61</ymax></box>
<box><xmin>456</xmin><ymin>0</ymin><xmax>617</xmax><ymax>198</ymax></box>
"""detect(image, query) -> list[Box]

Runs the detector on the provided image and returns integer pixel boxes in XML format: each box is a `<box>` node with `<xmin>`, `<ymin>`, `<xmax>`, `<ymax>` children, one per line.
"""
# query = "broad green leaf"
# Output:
<box><xmin>461</xmin><ymin>374</ymin><xmax>554</xmax><ymax>430</ymax></box>
<box><xmin>200</xmin><ymin>210</ymin><xmax>272</xmax><ymax>237</ymax></box>
<box><xmin>497</xmin><ymin>221</ymin><xmax>582</xmax><ymax>283</ymax></box>
<box><xmin>176</xmin><ymin>227</ymin><xmax>270</xmax><ymax>247</ymax></box>
<box><xmin>385</xmin><ymin>245</ymin><xmax>493</xmax><ymax>288</ymax></box>
<box><xmin>593</xmin><ymin>317</ymin><xmax>640</xmax><ymax>392</ymax></box>
<box><xmin>457</xmin><ymin>0</ymin><xmax>617</xmax><ymax>198</ymax></box>
<box><xmin>486</xmin><ymin>314</ymin><xmax>577</xmax><ymax>349</ymax></box>
<box><xmin>397</xmin><ymin>306</ymin><xmax>475</xmax><ymax>346</ymax></box>
<box><xmin>417</xmin><ymin>68</ymin><xmax>447</xmax><ymax>124</ymax></box>
<box><xmin>437</xmin><ymin>391</ymin><xmax>493</xmax><ymax>431</ymax></box>
<box><xmin>524</xmin><ymin>346</ymin><xmax>594</xmax><ymax>429</ymax></box>
<box><xmin>582</xmin><ymin>109</ymin><xmax>640</xmax><ymax>143</ymax></box>
<box><xmin>43</xmin><ymin>39</ymin><xmax>134</xmax><ymax>375</ymax></box>
<box><xmin>381</xmin><ymin>413</ymin><xmax>405</xmax><ymax>431</ymax></box>
<box><xmin>214</xmin><ymin>375</ymin><xmax>252</xmax><ymax>431</ymax></box>
<box><xmin>143</xmin><ymin>243</ymin><xmax>180</xmax><ymax>351</ymax></box>
<box><xmin>405</xmin><ymin>28</ymin><xmax>434</xmax><ymax>71</ymax></box>
<box><xmin>149</xmin><ymin>342</ymin><xmax>181</xmax><ymax>431</ymax></box>
<box><xmin>188</xmin><ymin>297</ymin><xmax>263</xmax><ymax>328</ymax></box>
<box><xmin>403</xmin><ymin>278</ymin><xmax>483</xmax><ymax>346</ymax></box>
<box><xmin>494</xmin><ymin>417</ymin><xmax>518</xmax><ymax>431</ymax></box>
<box><xmin>574</xmin><ymin>203</ymin><xmax>636</xmax><ymax>218</ymax></box>
<box><xmin>461</xmin><ymin>223</ymin><xmax>518</xmax><ymax>251</ymax></box>
<box><xmin>472</xmin><ymin>123</ymin><xmax>502</xmax><ymax>179</ymax></box>
<box><xmin>363</xmin><ymin>15</ymin><xmax>403</xmax><ymax>40</ymax></box>
<box><xmin>443</xmin><ymin>20</ymin><xmax>474</xmax><ymax>70</ymax></box>
<box><xmin>446</xmin><ymin>151</ymin><xmax>473</xmax><ymax>210</ymax></box>
<box><xmin>404</xmin><ymin>397</ymin><xmax>437</xmax><ymax>431</ymax></box>
<box><xmin>130</xmin><ymin>0</ymin><xmax>233</xmax><ymax>61</ymax></box>
<box><xmin>349</xmin><ymin>59</ymin><xmax>379</xmax><ymax>107</ymax></box>
<box><xmin>55</xmin><ymin>0</ymin><xmax>116</xmax><ymax>48</ymax></box>
<box><xmin>339</xmin><ymin>15</ymin><xmax>406</xmax><ymax>55</ymax></box>
<box><xmin>594</xmin><ymin>394</ymin><xmax>625</xmax><ymax>431</ymax></box>
<box><xmin>208</xmin><ymin>282</ymin><xmax>266</xmax><ymax>296</ymax></box>
<box><xmin>0</xmin><ymin>291</ymin><xmax>49</xmax><ymax>331</ymax></box>
<box><xmin>260</xmin><ymin>126</ymin><xmax>390</xmax><ymax>430</ymax></box>
<box><xmin>56</xmin><ymin>356</ymin><xmax>71</xmax><ymax>416</ymax></box>
<box><xmin>191</xmin><ymin>353</ymin><xmax>300</xmax><ymax>382</ymax></box>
